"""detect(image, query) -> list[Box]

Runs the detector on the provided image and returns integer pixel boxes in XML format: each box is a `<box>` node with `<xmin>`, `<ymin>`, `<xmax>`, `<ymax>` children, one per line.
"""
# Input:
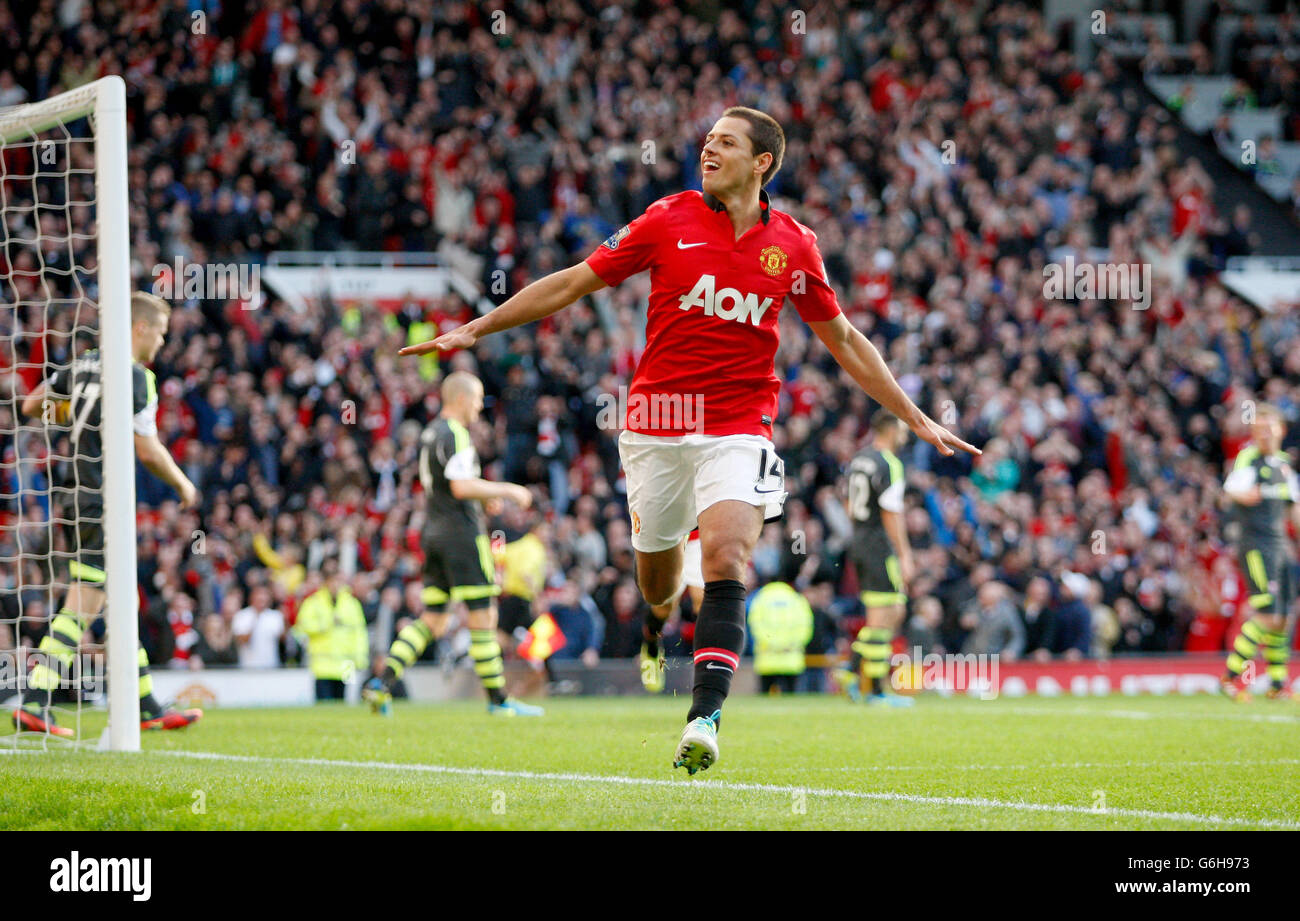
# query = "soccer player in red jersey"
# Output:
<box><xmin>403</xmin><ymin>107</ymin><xmax>979</xmax><ymax>774</ymax></box>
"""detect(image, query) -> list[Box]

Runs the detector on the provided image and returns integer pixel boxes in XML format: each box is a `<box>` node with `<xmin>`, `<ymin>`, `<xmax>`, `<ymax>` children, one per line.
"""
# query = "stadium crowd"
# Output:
<box><xmin>3</xmin><ymin>0</ymin><xmax>1300</xmax><ymax>685</ymax></box>
<box><xmin>1134</xmin><ymin>1</ymin><xmax>1300</xmax><ymax>218</ymax></box>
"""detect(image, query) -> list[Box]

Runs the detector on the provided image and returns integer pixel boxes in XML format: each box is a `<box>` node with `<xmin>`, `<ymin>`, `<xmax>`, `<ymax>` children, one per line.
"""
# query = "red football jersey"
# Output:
<box><xmin>584</xmin><ymin>189</ymin><xmax>841</xmax><ymax>437</ymax></box>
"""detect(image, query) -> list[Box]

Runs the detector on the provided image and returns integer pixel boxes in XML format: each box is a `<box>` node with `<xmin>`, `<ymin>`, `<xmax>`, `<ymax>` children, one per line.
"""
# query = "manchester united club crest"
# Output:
<box><xmin>759</xmin><ymin>245</ymin><xmax>788</xmax><ymax>277</ymax></box>
<box><xmin>631</xmin><ymin>510</ymin><xmax>641</xmax><ymax>535</ymax></box>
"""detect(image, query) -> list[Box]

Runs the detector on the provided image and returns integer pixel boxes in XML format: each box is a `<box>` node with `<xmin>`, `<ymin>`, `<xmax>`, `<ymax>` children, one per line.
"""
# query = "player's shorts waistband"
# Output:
<box><xmin>618</xmin><ymin>431</ymin><xmax>775</xmax><ymax>447</ymax></box>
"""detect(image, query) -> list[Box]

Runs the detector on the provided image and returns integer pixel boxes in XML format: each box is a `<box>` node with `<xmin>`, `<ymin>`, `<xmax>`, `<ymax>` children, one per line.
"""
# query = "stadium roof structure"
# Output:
<box><xmin>1221</xmin><ymin>257</ymin><xmax>1300</xmax><ymax>313</ymax></box>
<box><xmin>261</xmin><ymin>251</ymin><xmax>494</xmax><ymax>315</ymax></box>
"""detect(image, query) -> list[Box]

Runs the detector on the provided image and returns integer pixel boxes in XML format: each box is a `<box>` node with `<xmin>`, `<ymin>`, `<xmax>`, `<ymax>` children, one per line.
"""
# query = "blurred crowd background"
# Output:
<box><xmin>3</xmin><ymin>0</ymin><xmax>1300</xmax><ymax>686</ymax></box>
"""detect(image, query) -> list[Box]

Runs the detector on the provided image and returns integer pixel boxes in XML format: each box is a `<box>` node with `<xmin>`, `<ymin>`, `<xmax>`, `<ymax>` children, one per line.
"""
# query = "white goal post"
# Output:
<box><xmin>0</xmin><ymin>76</ymin><xmax>138</xmax><ymax>751</ymax></box>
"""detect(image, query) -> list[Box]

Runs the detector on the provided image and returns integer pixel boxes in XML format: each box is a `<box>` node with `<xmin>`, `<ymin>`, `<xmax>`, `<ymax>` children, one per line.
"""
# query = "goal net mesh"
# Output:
<box><xmin>1</xmin><ymin>97</ymin><xmax>108</xmax><ymax>750</ymax></box>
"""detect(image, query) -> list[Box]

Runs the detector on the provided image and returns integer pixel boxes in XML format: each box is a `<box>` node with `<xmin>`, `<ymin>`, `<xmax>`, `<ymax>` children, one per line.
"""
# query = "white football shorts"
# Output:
<box><xmin>618</xmin><ymin>430</ymin><xmax>787</xmax><ymax>554</ymax></box>
<box><xmin>681</xmin><ymin>530</ymin><xmax>704</xmax><ymax>589</ymax></box>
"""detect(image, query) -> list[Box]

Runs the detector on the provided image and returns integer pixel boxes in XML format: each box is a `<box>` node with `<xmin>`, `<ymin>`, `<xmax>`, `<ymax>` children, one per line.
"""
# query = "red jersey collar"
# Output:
<box><xmin>701</xmin><ymin>187</ymin><xmax>771</xmax><ymax>225</ymax></box>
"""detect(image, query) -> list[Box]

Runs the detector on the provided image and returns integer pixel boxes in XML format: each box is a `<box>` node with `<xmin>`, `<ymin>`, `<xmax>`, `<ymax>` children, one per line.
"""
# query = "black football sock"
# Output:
<box><xmin>688</xmin><ymin>579</ymin><xmax>747</xmax><ymax>728</ymax></box>
<box><xmin>643</xmin><ymin>607</ymin><xmax>668</xmax><ymax>658</ymax></box>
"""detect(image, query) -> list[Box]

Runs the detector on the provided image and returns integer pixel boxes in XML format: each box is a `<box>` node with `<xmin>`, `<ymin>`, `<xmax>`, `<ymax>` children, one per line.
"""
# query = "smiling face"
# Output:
<box><xmin>700</xmin><ymin>116</ymin><xmax>770</xmax><ymax>199</ymax></box>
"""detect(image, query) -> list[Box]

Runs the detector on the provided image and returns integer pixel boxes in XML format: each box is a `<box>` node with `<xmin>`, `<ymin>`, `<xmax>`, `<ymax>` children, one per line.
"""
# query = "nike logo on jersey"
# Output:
<box><xmin>678</xmin><ymin>274</ymin><xmax>774</xmax><ymax>326</ymax></box>
<box><xmin>676</xmin><ymin>240</ymin><xmax>707</xmax><ymax>249</ymax></box>
<box><xmin>704</xmin><ymin>662</ymin><xmax>734</xmax><ymax>671</ymax></box>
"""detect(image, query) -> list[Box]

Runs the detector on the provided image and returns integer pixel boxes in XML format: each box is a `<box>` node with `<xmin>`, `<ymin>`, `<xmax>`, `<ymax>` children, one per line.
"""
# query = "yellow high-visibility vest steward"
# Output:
<box><xmin>747</xmin><ymin>582</ymin><xmax>814</xmax><ymax>676</ymax></box>
<box><xmin>296</xmin><ymin>586</ymin><xmax>369</xmax><ymax>681</ymax></box>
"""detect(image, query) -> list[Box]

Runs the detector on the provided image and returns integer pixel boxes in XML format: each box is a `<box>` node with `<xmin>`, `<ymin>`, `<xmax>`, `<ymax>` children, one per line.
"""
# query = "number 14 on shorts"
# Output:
<box><xmin>756</xmin><ymin>448</ymin><xmax>783</xmax><ymax>494</ymax></box>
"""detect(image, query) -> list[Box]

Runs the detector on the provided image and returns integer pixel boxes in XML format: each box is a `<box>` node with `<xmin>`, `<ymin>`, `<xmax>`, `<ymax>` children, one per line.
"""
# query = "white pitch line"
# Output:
<box><xmin>942</xmin><ymin>703</ymin><xmax>1300</xmax><ymax>725</ymax></box>
<box><xmin>155</xmin><ymin>749</ymin><xmax>1300</xmax><ymax>829</ymax></box>
<box><xmin>825</xmin><ymin>758</ymin><xmax>1300</xmax><ymax>772</ymax></box>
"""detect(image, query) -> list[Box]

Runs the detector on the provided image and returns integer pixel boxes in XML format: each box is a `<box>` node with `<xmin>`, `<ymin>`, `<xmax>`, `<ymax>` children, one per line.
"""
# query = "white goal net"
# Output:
<box><xmin>0</xmin><ymin>78</ymin><xmax>139</xmax><ymax>751</ymax></box>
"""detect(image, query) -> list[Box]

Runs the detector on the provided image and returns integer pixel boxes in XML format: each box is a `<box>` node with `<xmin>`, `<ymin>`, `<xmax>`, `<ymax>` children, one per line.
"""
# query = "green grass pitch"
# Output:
<box><xmin>2</xmin><ymin>695</ymin><xmax>1298</xmax><ymax>830</ymax></box>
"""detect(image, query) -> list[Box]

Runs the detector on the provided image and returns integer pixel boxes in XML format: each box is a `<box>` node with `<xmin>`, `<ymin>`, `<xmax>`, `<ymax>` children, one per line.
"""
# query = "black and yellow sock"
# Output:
<box><xmin>382</xmin><ymin>619</ymin><xmax>435</xmax><ymax>687</ymax></box>
<box><xmin>854</xmin><ymin>626</ymin><xmax>893</xmax><ymax>695</ymax></box>
<box><xmin>1262</xmin><ymin>629</ymin><xmax>1289</xmax><ymax>691</ymax></box>
<box><xmin>1225</xmin><ymin>617</ymin><xmax>1267</xmax><ymax>679</ymax></box>
<box><xmin>22</xmin><ymin>608</ymin><xmax>88</xmax><ymax>712</ymax></box>
<box><xmin>849</xmin><ymin>629</ymin><xmax>869</xmax><ymax>682</ymax></box>
<box><xmin>470</xmin><ymin>628</ymin><xmax>507</xmax><ymax>706</ymax></box>
<box><xmin>138</xmin><ymin>645</ymin><xmax>164</xmax><ymax>720</ymax></box>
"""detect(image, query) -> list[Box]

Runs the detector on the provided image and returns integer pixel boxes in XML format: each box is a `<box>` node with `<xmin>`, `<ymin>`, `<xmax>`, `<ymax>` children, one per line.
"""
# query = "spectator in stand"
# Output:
<box><xmin>546</xmin><ymin>581</ymin><xmax>603</xmax><ymax>668</ymax></box>
<box><xmin>905</xmin><ymin>596</ymin><xmax>946</xmax><ymax>657</ymax></box>
<box><xmin>193</xmin><ymin>614</ymin><xmax>240</xmax><ymax>668</ymax></box>
<box><xmin>1055</xmin><ymin>573</ymin><xmax>1096</xmax><ymax>661</ymax></box>
<box><xmin>0</xmin><ymin>621</ymin><xmax>15</xmax><ymax>682</ymax></box>
<box><xmin>960</xmin><ymin>582</ymin><xmax>1025</xmax><ymax>660</ymax></box>
<box><xmin>598</xmin><ymin>580</ymin><xmax>646</xmax><ymax>661</ymax></box>
<box><xmin>166</xmin><ymin>592</ymin><xmax>200</xmax><ymax>669</ymax></box>
<box><xmin>1113</xmin><ymin>597</ymin><xmax>1156</xmax><ymax>654</ymax></box>
<box><xmin>1019</xmin><ymin>577</ymin><xmax>1057</xmax><ymax>662</ymax></box>
<box><xmin>799</xmin><ymin>581</ymin><xmax>840</xmax><ymax>693</ymax></box>
<box><xmin>233</xmin><ymin>584</ymin><xmax>286</xmax><ymax>669</ymax></box>
<box><xmin>1089</xmin><ymin>583</ymin><xmax>1120</xmax><ymax>660</ymax></box>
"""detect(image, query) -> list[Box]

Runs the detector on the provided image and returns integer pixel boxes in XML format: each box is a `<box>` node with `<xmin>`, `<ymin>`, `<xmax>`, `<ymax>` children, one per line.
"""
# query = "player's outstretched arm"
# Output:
<box><xmin>20</xmin><ymin>381</ymin><xmax>52</xmax><ymax>419</ymax></box>
<box><xmin>134</xmin><ymin>432</ymin><xmax>199</xmax><ymax>508</ymax></box>
<box><xmin>20</xmin><ymin>380</ymin><xmax>72</xmax><ymax>423</ymax></box>
<box><xmin>400</xmin><ymin>263</ymin><xmax>607</xmax><ymax>356</ymax></box>
<box><xmin>449</xmin><ymin>478</ymin><xmax>533</xmax><ymax>509</ymax></box>
<box><xmin>808</xmin><ymin>314</ymin><xmax>980</xmax><ymax>458</ymax></box>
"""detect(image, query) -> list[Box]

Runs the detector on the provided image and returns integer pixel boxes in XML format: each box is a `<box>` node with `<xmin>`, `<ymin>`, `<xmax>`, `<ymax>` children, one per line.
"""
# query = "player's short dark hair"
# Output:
<box><xmin>871</xmin><ymin>409</ymin><xmax>903</xmax><ymax>433</ymax></box>
<box><xmin>131</xmin><ymin>291</ymin><xmax>171</xmax><ymax>327</ymax></box>
<box><xmin>722</xmin><ymin>106</ymin><xmax>785</xmax><ymax>186</ymax></box>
